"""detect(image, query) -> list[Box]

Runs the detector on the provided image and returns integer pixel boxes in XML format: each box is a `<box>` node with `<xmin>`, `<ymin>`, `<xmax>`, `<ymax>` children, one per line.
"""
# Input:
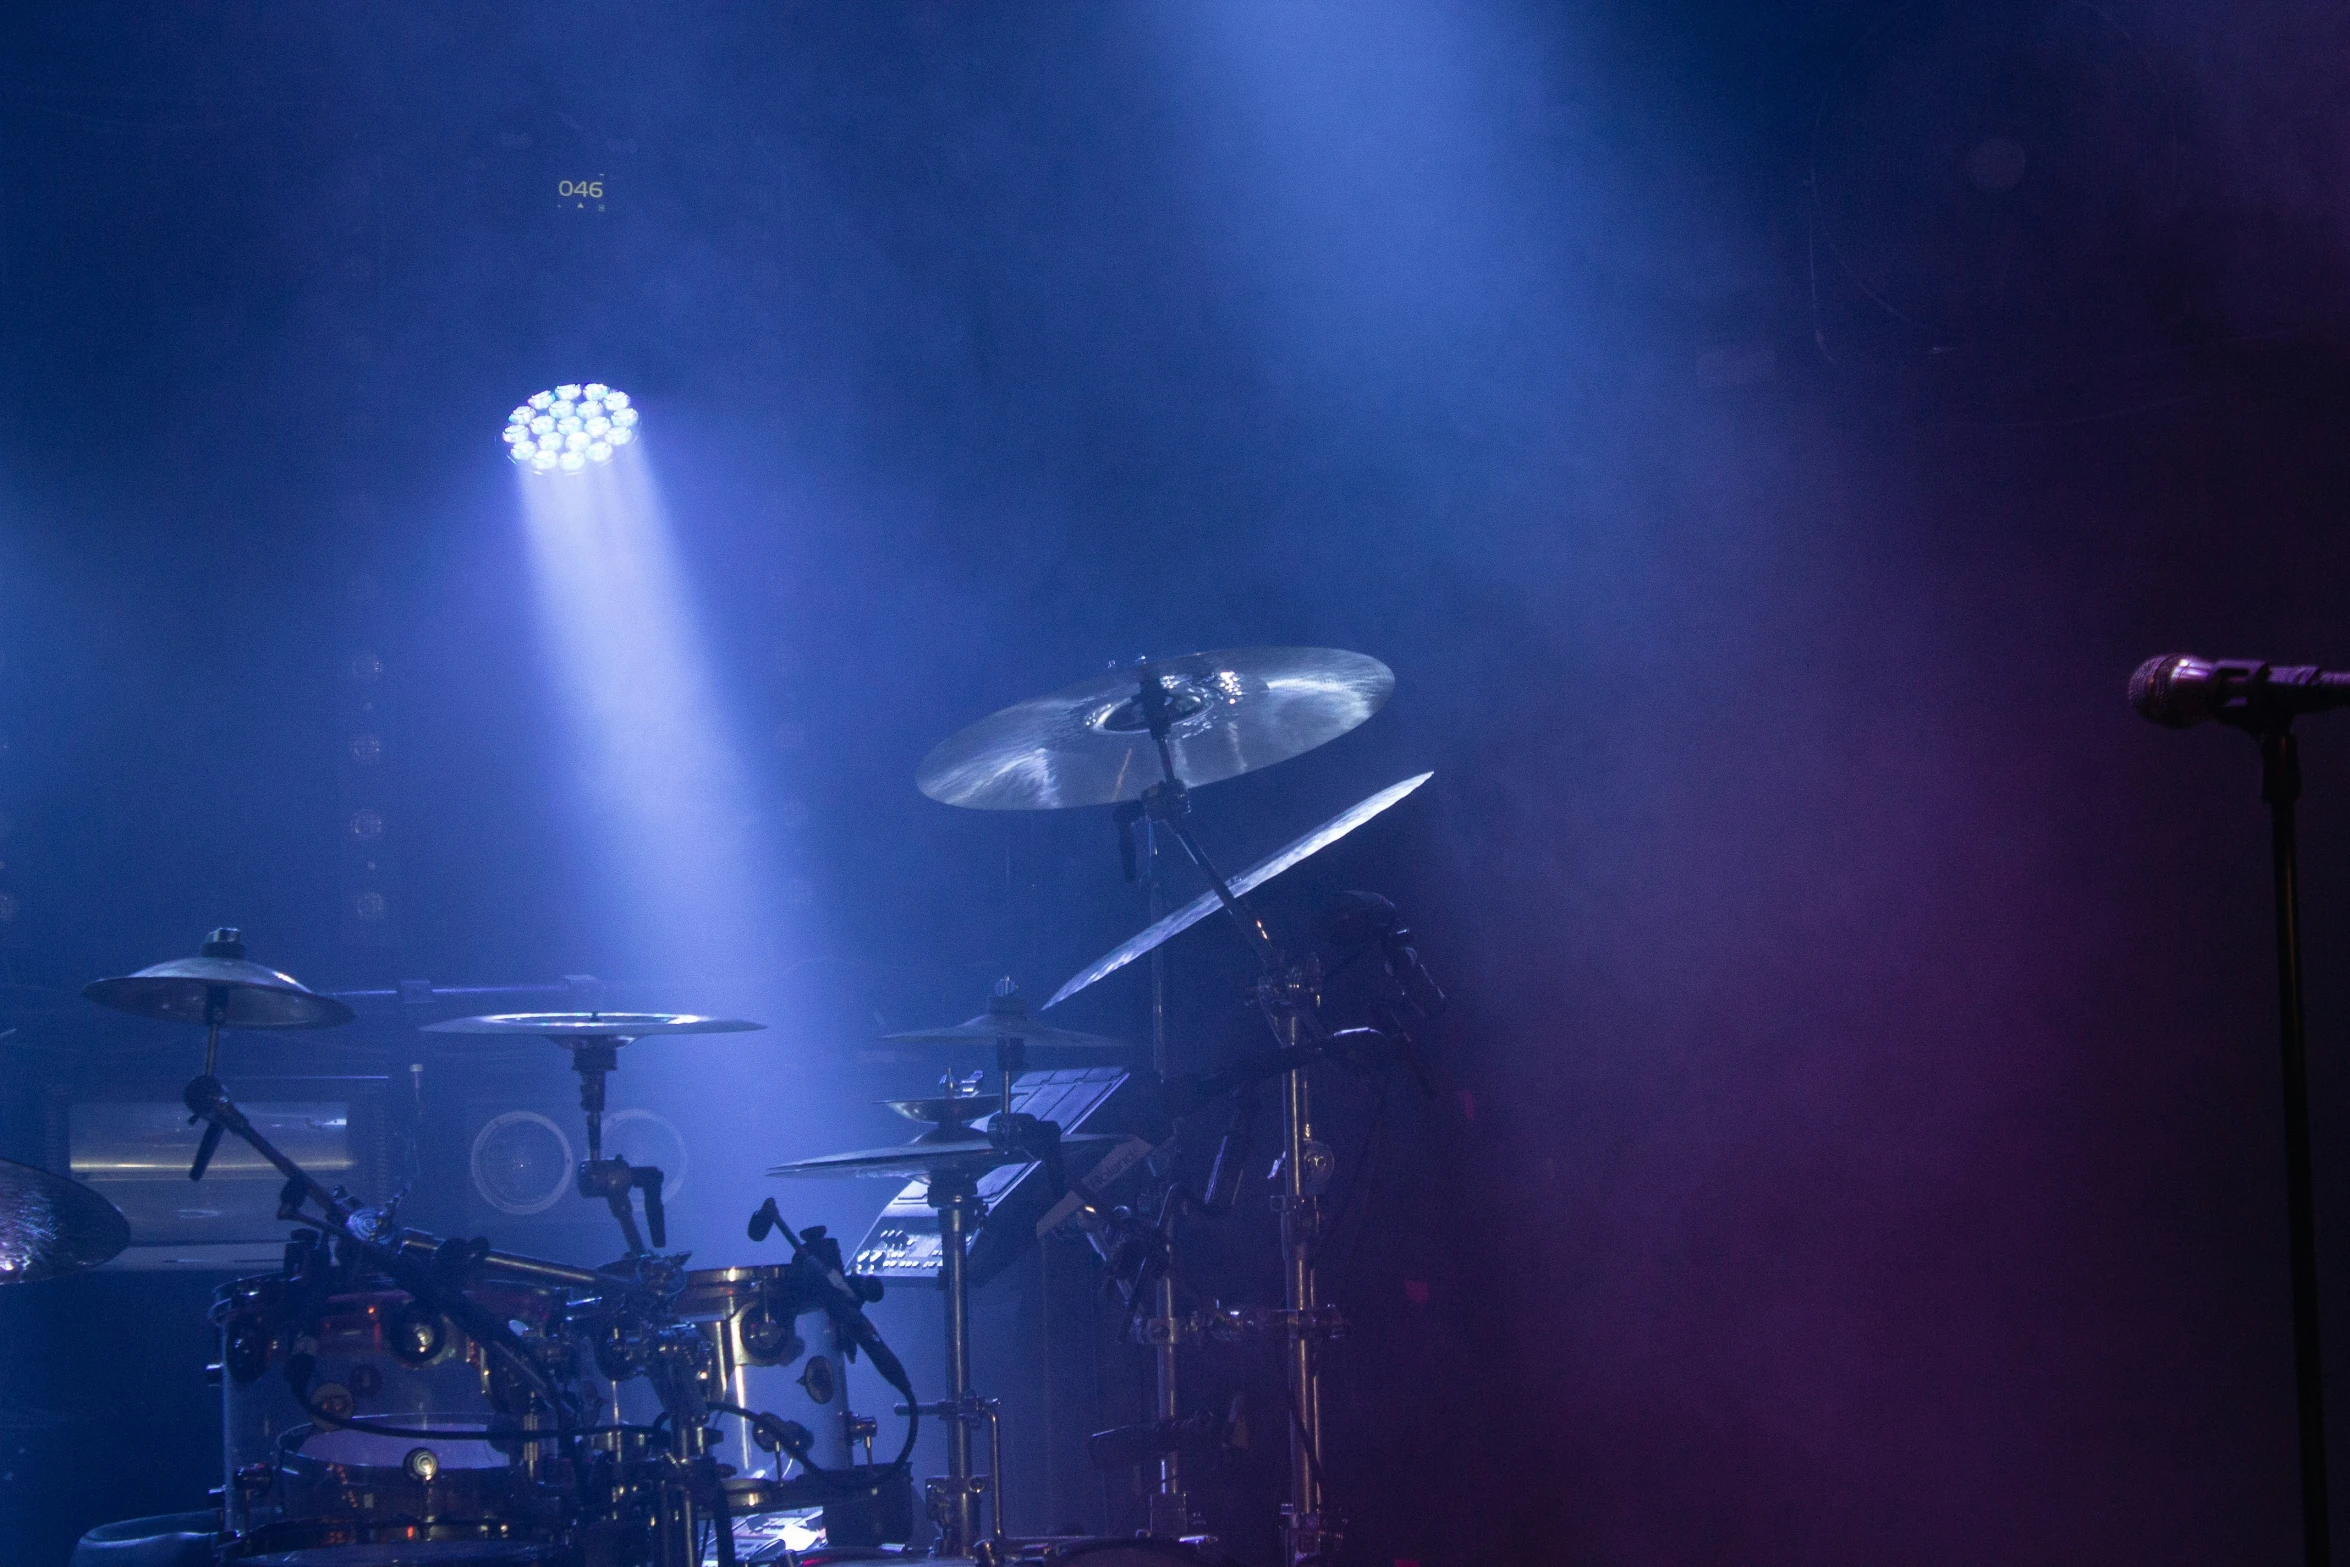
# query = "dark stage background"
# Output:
<box><xmin>1</xmin><ymin>1</ymin><xmax>2349</xmax><ymax>1562</ymax></box>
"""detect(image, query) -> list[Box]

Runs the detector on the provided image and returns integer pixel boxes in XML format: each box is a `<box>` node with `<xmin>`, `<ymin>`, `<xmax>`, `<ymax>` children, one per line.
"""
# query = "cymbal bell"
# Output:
<box><xmin>917</xmin><ymin>647</ymin><xmax>1395</xmax><ymax>811</ymax></box>
<box><xmin>421</xmin><ymin>1012</ymin><xmax>764</xmax><ymax>1046</ymax></box>
<box><xmin>1047</xmin><ymin>771</ymin><xmax>1434</xmax><ymax>1009</ymax></box>
<box><xmin>84</xmin><ymin>929</ymin><xmax>354</xmax><ymax>1030</ymax></box>
<box><xmin>0</xmin><ymin>1160</ymin><xmax>130</xmax><ymax>1282</ymax></box>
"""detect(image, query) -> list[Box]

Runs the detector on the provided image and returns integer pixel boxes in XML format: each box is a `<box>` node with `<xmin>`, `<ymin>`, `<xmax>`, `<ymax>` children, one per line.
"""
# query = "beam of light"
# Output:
<box><xmin>516</xmin><ymin>432</ymin><xmax>779</xmax><ymax>1001</ymax></box>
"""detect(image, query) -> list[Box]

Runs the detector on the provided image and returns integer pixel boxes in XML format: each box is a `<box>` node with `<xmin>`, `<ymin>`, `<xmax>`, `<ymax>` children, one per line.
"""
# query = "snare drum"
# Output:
<box><xmin>214</xmin><ymin>1271</ymin><xmax>573</xmax><ymax>1563</ymax></box>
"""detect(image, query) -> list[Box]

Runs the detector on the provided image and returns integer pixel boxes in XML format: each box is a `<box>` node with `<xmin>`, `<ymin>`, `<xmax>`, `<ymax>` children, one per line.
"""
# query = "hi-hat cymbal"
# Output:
<box><xmin>0</xmin><ymin>1160</ymin><xmax>130</xmax><ymax>1282</ymax></box>
<box><xmin>84</xmin><ymin>929</ymin><xmax>354</xmax><ymax>1030</ymax></box>
<box><xmin>422</xmin><ymin>1012</ymin><xmax>763</xmax><ymax>1046</ymax></box>
<box><xmin>1047</xmin><ymin>771</ymin><xmax>1434</xmax><ymax>1009</ymax></box>
<box><xmin>917</xmin><ymin>647</ymin><xmax>1395</xmax><ymax>811</ymax></box>
<box><xmin>768</xmin><ymin>1133</ymin><xmax>1126</xmax><ymax>1182</ymax></box>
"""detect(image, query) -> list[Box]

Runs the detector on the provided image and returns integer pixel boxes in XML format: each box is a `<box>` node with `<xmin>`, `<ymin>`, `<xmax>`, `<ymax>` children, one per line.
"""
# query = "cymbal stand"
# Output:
<box><xmin>567</xmin><ymin>1039</ymin><xmax>668</xmax><ymax>1254</ymax></box>
<box><xmin>910</xmin><ymin>1167</ymin><xmax>1002</xmax><ymax>1558</ymax></box>
<box><xmin>202</xmin><ymin>987</ymin><xmax>227</xmax><ymax>1077</ymax></box>
<box><xmin>1139</xmin><ymin>814</ymin><xmax>1192</xmax><ymax>1539</ymax></box>
<box><xmin>1129</xmin><ymin>664</ymin><xmax>1338</xmax><ymax>1566</ymax></box>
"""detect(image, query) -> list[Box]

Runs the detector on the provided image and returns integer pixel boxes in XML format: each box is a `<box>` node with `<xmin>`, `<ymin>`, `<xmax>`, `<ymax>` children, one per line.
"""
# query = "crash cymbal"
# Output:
<box><xmin>0</xmin><ymin>1160</ymin><xmax>130</xmax><ymax>1282</ymax></box>
<box><xmin>768</xmin><ymin>1133</ymin><xmax>1127</xmax><ymax>1182</ymax></box>
<box><xmin>422</xmin><ymin>1012</ymin><xmax>763</xmax><ymax>1045</ymax></box>
<box><xmin>917</xmin><ymin>647</ymin><xmax>1395</xmax><ymax>811</ymax></box>
<box><xmin>1047</xmin><ymin>771</ymin><xmax>1434</xmax><ymax>1009</ymax></box>
<box><xmin>84</xmin><ymin>929</ymin><xmax>354</xmax><ymax>1030</ymax></box>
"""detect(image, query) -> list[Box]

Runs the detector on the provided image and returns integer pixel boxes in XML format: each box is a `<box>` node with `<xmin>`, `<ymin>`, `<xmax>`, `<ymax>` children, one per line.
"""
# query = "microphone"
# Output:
<box><xmin>1086</xmin><ymin>1408</ymin><xmax>1226</xmax><ymax>1470</ymax></box>
<box><xmin>1317</xmin><ymin>890</ymin><xmax>1399</xmax><ymax>953</ymax></box>
<box><xmin>1320</xmin><ymin>890</ymin><xmax>1449</xmax><ymax>1036</ymax></box>
<box><xmin>2130</xmin><ymin>655</ymin><xmax>2350</xmax><ymax>730</ymax></box>
<box><xmin>1202</xmin><ymin>1090</ymin><xmax>1259</xmax><ymax>1215</ymax></box>
<box><xmin>189</xmin><ymin>1121</ymin><xmax>226</xmax><ymax>1183</ymax></box>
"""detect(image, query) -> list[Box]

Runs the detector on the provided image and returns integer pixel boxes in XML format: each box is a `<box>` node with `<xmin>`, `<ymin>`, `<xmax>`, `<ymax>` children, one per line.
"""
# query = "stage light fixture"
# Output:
<box><xmin>504</xmin><ymin>382</ymin><xmax>638</xmax><ymax>474</ymax></box>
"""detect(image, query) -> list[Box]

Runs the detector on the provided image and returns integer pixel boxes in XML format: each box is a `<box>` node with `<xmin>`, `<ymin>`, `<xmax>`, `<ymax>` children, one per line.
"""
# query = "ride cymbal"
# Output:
<box><xmin>917</xmin><ymin>647</ymin><xmax>1394</xmax><ymax>811</ymax></box>
<box><xmin>421</xmin><ymin>1012</ymin><xmax>764</xmax><ymax>1045</ymax></box>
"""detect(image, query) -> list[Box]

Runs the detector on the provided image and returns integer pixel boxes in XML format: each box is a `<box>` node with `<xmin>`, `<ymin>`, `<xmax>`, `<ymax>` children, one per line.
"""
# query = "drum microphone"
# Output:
<box><xmin>1086</xmin><ymin>1406</ymin><xmax>1230</xmax><ymax>1469</ymax></box>
<box><xmin>1319</xmin><ymin>892</ymin><xmax>1447</xmax><ymax>1023</ymax></box>
<box><xmin>1201</xmin><ymin>1092</ymin><xmax>1258</xmax><ymax>1215</ymax></box>
<box><xmin>2130</xmin><ymin>654</ymin><xmax>2350</xmax><ymax>729</ymax></box>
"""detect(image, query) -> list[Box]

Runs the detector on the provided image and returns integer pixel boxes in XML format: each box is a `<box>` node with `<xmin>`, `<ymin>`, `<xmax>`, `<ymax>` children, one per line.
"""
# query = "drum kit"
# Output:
<box><xmin>14</xmin><ymin>647</ymin><xmax>1441</xmax><ymax>1567</ymax></box>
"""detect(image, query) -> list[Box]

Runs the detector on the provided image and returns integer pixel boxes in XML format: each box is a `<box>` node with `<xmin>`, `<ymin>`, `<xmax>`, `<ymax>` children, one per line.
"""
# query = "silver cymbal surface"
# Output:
<box><xmin>882</xmin><ymin>1014</ymin><xmax>1132</xmax><ymax>1050</ymax></box>
<box><xmin>768</xmin><ymin>1132</ymin><xmax>1127</xmax><ymax>1182</ymax></box>
<box><xmin>0</xmin><ymin>1160</ymin><xmax>130</xmax><ymax>1282</ymax></box>
<box><xmin>916</xmin><ymin>647</ymin><xmax>1395</xmax><ymax>810</ymax></box>
<box><xmin>85</xmin><ymin>956</ymin><xmax>355</xmax><ymax>1030</ymax></box>
<box><xmin>422</xmin><ymin>1012</ymin><xmax>764</xmax><ymax>1045</ymax></box>
<box><xmin>883</xmin><ymin>1096</ymin><xmax>996</xmax><ymax>1127</ymax></box>
<box><xmin>1047</xmin><ymin>771</ymin><xmax>1434</xmax><ymax>1009</ymax></box>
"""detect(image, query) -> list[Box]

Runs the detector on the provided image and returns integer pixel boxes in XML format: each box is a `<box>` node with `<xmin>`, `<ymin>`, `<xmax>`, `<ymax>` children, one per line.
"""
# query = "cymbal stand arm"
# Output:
<box><xmin>573</xmin><ymin>1041</ymin><xmax>615</xmax><ymax>1163</ymax></box>
<box><xmin>1134</xmin><ymin>666</ymin><xmax>1281</xmax><ymax>974</ymax></box>
<box><xmin>183</xmin><ymin>1075</ymin><xmax>353</xmax><ymax>1226</ymax></box>
<box><xmin>202</xmin><ymin>987</ymin><xmax>226</xmax><ymax>1078</ymax></box>
<box><xmin>996</xmin><ymin>1032</ymin><xmax>1024</xmax><ymax>1130</ymax></box>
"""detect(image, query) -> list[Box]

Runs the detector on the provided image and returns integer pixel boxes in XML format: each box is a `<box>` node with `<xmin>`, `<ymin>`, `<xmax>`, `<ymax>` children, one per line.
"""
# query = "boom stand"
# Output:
<box><xmin>2258</xmin><ymin>725</ymin><xmax>2332</xmax><ymax>1567</ymax></box>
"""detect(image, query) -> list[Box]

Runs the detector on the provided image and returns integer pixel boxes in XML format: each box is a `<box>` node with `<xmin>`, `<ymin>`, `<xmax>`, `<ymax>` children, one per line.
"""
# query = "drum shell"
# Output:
<box><xmin>214</xmin><ymin>1272</ymin><xmax>567</xmax><ymax>1554</ymax></box>
<box><xmin>614</xmin><ymin>1264</ymin><xmax>855</xmax><ymax>1486</ymax></box>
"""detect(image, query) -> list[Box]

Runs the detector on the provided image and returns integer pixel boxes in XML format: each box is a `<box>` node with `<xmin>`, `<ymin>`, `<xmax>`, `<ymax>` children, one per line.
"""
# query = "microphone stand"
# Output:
<box><xmin>2257</xmin><ymin>723</ymin><xmax>2331</xmax><ymax>1567</ymax></box>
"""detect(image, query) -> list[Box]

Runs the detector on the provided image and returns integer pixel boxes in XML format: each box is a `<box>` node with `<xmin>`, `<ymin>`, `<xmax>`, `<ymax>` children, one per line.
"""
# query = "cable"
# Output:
<box><xmin>285</xmin><ymin>1403</ymin><xmax>662</xmax><ymax>1444</ymax></box>
<box><xmin>705</xmin><ymin>1399</ymin><xmax>918</xmax><ymax>1495</ymax></box>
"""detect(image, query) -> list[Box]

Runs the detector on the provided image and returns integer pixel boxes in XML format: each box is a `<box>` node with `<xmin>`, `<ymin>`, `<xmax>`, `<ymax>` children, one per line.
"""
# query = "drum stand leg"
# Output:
<box><xmin>1276</xmin><ymin>1013</ymin><xmax>1327</xmax><ymax>1567</ymax></box>
<box><xmin>922</xmin><ymin>1175</ymin><xmax>1001</xmax><ymax>1558</ymax></box>
<box><xmin>1140</xmin><ymin>817</ymin><xmax>1192</xmax><ymax>1542</ymax></box>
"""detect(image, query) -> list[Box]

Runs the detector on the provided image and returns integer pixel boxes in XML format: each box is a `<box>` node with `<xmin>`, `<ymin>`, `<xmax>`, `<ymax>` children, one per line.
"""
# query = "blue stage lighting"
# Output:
<box><xmin>503</xmin><ymin>382</ymin><xmax>639</xmax><ymax>474</ymax></box>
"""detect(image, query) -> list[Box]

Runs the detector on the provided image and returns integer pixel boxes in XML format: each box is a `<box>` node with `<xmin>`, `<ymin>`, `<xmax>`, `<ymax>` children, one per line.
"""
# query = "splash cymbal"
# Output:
<box><xmin>916</xmin><ymin>647</ymin><xmax>1394</xmax><ymax>811</ymax></box>
<box><xmin>84</xmin><ymin>930</ymin><xmax>354</xmax><ymax>1030</ymax></box>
